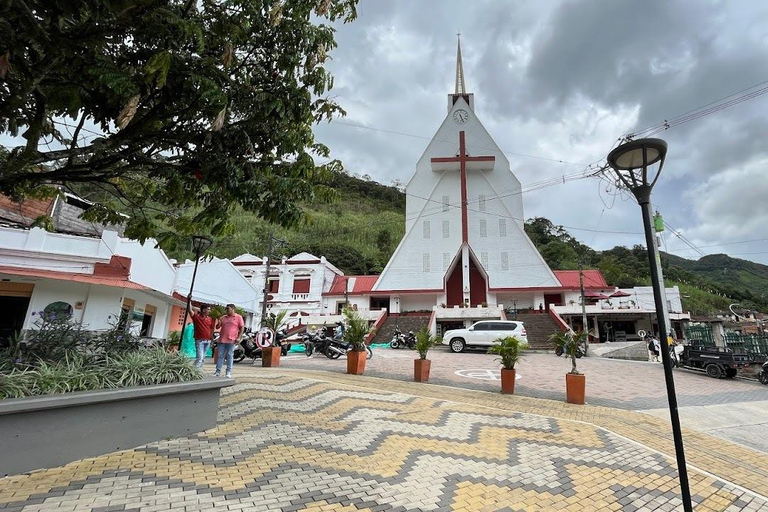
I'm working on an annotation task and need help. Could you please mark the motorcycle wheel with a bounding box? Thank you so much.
[326,349,341,360]
[554,347,564,357]
[281,344,289,356]
[233,347,246,363]
[575,349,583,359]
[305,343,314,357]
[759,372,768,385]
[389,339,399,349]
[366,346,373,360]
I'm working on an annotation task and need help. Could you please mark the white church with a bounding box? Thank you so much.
[240,40,689,345]
[319,40,613,337]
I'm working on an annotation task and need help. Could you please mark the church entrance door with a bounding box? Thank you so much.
[469,259,487,306]
[544,293,563,311]
[446,264,463,307]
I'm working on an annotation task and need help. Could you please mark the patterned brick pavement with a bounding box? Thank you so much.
[1,371,767,511]
[275,348,768,411]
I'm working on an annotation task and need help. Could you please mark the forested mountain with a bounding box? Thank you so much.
[177,172,766,315]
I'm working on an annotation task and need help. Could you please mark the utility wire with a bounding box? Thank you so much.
[627,78,768,139]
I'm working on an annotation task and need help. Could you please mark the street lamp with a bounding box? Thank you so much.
[607,138,692,511]
[181,235,213,348]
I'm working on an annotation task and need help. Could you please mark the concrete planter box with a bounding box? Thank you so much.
[0,378,233,476]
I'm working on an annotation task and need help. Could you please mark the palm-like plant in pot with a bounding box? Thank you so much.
[343,308,371,375]
[261,310,289,367]
[487,336,528,394]
[413,327,441,382]
[548,329,589,404]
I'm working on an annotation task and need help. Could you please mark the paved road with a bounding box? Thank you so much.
[2,372,766,511]
[265,346,767,411]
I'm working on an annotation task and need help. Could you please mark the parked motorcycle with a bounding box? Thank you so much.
[554,341,585,358]
[389,328,415,349]
[759,360,768,385]
[231,327,291,363]
[303,331,372,360]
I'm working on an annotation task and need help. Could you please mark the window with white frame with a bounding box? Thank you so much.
[479,219,487,237]
[501,252,509,271]
[423,220,431,239]
[479,194,487,212]
[443,252,451,270]
[442,195,450,212]
[481,252,488,269]
[442,220,449,238]
[499,218,507,237]
[423,253,431,272]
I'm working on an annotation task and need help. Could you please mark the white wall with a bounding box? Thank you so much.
[176,258,259,312]
[116,239,176,294]
[0,226,114,272]
[23,280,91,329]
[400,294,438,312]
[80,285,124,329]
[123,289,173,338]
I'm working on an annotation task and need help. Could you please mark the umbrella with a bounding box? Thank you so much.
[584,291,610,300]
[610,290,632,298]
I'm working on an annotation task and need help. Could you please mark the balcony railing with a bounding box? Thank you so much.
[290,293,311,301]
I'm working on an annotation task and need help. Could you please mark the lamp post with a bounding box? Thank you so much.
[607,138,692,511]
[181,235,214,348]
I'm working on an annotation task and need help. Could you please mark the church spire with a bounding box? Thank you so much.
[455,32,466,95]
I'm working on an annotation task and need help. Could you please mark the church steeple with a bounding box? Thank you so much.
[455,33,466,95]
[449,34,474,110]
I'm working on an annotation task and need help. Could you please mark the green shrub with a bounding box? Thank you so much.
[342,308,371,352]
[0,349,203,399]
[487,336,528,370]
[413,327,441,360]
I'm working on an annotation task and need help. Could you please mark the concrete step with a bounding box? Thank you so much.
[370,315,431,345]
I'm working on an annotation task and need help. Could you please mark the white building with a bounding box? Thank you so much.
[0,226,182,341]
[231,252,343,327]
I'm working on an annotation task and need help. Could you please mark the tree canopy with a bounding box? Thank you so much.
[0,0,358,248]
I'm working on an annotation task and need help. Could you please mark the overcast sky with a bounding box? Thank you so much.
[314,0,768,265]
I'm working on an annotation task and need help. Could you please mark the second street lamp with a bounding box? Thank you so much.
[181,235,214,349]
[607,138,692,512]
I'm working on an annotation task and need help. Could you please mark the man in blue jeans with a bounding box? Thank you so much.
[191,305,216,368]
[214,304,244,378]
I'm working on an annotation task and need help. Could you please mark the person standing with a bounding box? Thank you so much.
[215,304,244,379]
[191,305,216,369]
[653,336,662,363]
[647,335,659,362]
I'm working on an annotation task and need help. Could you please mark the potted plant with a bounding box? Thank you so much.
[548,329,589,404]
[343,308,371,375]
[487,336,528,394]
[413,327,441,382]
[261,310,288,367]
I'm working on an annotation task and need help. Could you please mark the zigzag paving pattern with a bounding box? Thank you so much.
[1,372,767,511]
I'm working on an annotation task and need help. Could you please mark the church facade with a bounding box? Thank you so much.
[321,40,607,333]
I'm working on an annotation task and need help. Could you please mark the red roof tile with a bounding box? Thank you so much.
[325,275,379,295]
[553,270,608,289]
[0,265,172,296]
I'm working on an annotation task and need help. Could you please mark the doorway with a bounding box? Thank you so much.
[0,296,31,348]
[544,293,563,311]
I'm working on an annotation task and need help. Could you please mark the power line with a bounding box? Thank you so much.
[332,120,589,166]
[627,78,768,139]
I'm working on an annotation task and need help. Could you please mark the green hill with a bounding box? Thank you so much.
[194,173,766,315]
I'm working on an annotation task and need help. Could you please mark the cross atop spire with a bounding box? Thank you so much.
[455,32,466,95]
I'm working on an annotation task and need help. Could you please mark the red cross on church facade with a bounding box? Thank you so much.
[430,131,495,243]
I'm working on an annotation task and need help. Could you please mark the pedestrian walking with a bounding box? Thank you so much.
[647,336,659,362]
[653,337,662,363]
[214,304,244,379]
[191,305,216,369]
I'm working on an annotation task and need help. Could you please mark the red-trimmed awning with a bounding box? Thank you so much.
[584,291,610,299]
[0,265,181,304]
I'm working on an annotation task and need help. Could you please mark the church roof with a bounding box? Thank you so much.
[553,270,608,290]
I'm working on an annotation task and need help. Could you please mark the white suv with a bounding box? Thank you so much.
[442,320,527,353]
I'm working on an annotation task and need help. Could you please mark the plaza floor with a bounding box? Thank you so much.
[1,368,767,511]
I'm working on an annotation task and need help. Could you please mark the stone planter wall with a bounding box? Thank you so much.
[0,378,233,476]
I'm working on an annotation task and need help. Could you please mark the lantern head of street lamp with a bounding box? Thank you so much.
[191,235,213,255]
[607,138,668,204]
